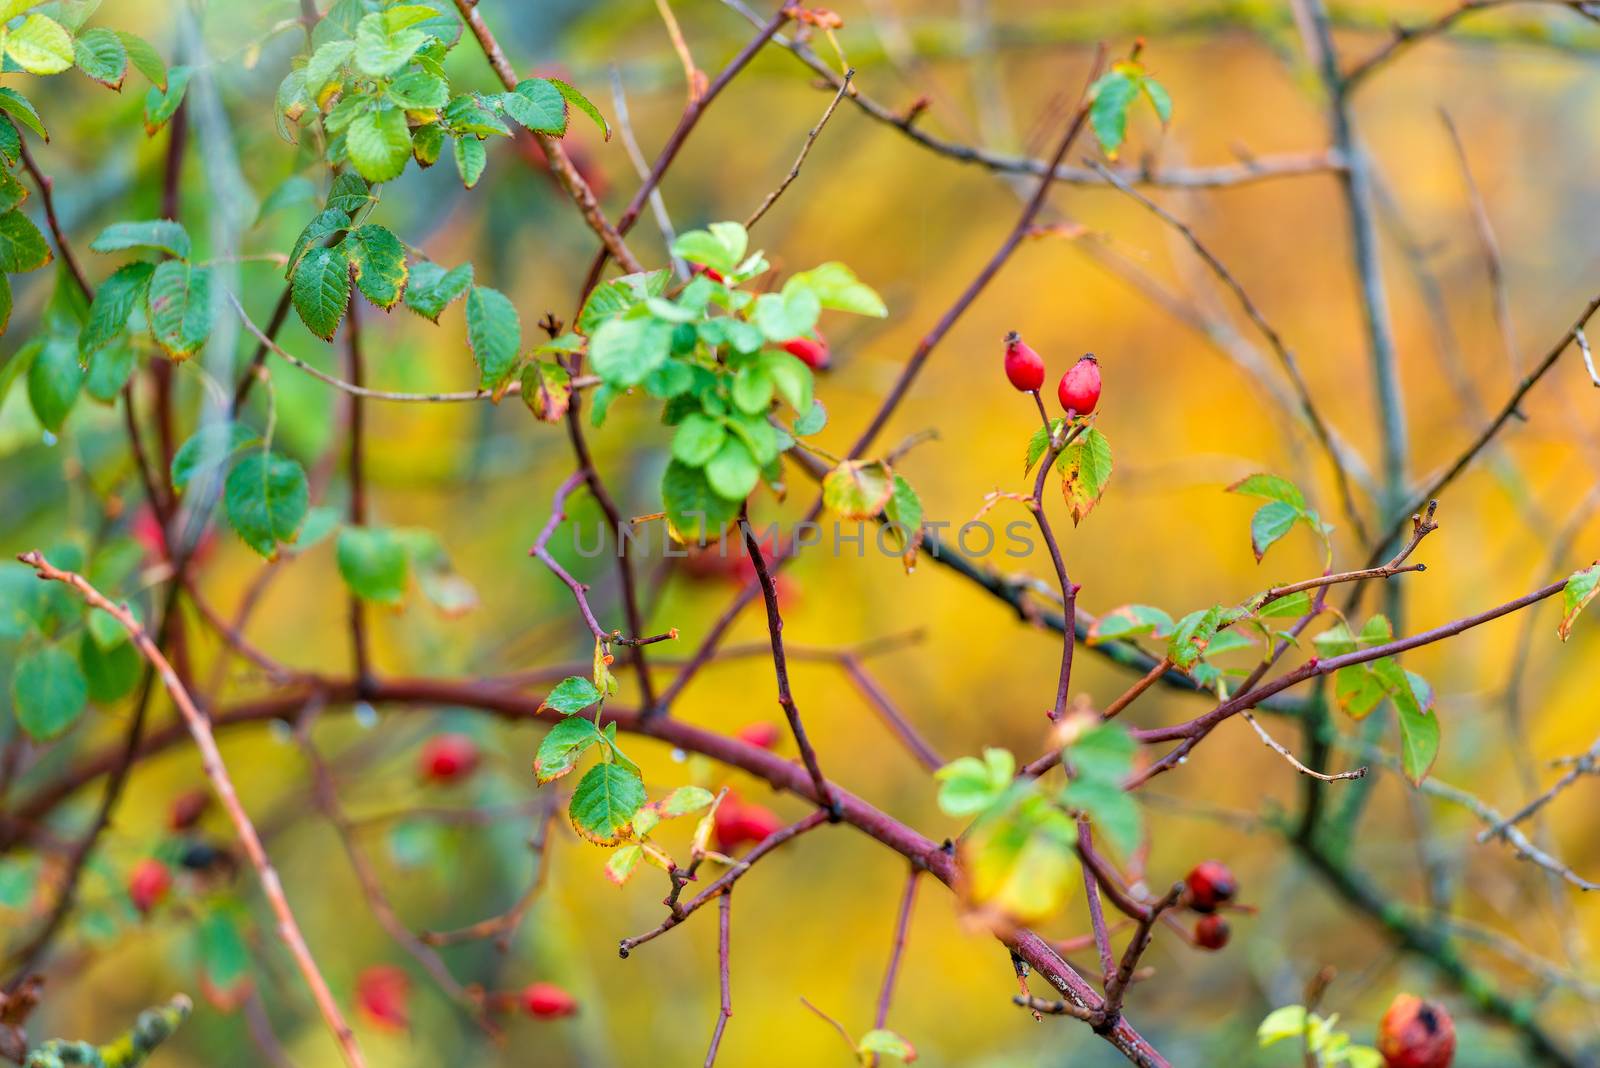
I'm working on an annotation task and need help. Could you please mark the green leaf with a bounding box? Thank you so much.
[1142,76,1173,123]
[73,28,128,90]
[1257,589,1313,619]
[658,785,714,817]
[403,260,472,321]
[288,208,352,272]
[671,225,747,276]
[198,905,251,1001]
[84,337,134,402]
[604,843,643,884]
[1394,679,1440,784]
[292,245,351,340]
[346,107,412,183]
[145,260,213,359]
[705,437,759,500]
[143,66,191,135]
[90,219,191,261]
[411,122,444,165]
[857,1030,916,1064]
[389,70,448,109]
[342,225,407,308]
[662,460,741,544]
[1087,605,1173,644]
[1059,427,1113,525]
[754,282,821,343]
[0,210,50,273]
[353,12,426,76]
[520,360,571,422]
[1088,68,1140,158]
[1249,500,1301,563]
[1257,1006,1310,1047]
[1333,664,1387,719]
[452,133,486,188]
[671,413,726,467]
[465,285,520,389]
[731,362,773,414]
[79,630,139,704]
[0,168,23,215]
[1228,472,1306,510]
[883,474,923,563]
[588,314,670,388]
[171,421,258,492]
[549,78,610,139]
[935,747,1014,816]
[326,172,373,216]
[12,643,88,741]
[762,351,812,414]
[501,78,565,134]
[793,399,826,436]
[568,763,647,845]
[1063,723,1137,784]
[787,261,886,317]
[1559,563,1600,641]
[5,14,74,75]
[336,526,410,604]
[0,87,46,140]
[304,40,354,98]
[1166,604,1244,669]
[80,262,154,360]
[115,30,166,89]
[26,336,81,432]
[1025,418,1065,475]
[823,459,894,520]
[1060,775,1141,854]
[534,715,604,783]
[225,451,310,558]
[541,675,603,715]
[577,269,669,333]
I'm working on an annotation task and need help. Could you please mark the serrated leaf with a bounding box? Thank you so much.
[12,643,88,741]
[883,474,923,565]
[589,314,670,388]
[336,526,409,604]
[1228,472,1306,509]
[659,785,714,817]
[1250,500,1300,563]
[115,30,165,89]
[549,77,609,139]
[388,70,447,109]
[80,262,153,360]
[1059,427,1112,525]
[171,421,258,492]
[501,78,565,134]
[0,87,45,140]
[465,285,520,389]
[604,843,643,884]
[0,210,50,273]
[353,12,425,76]
[292,245,350,340]
[823,459,893,520]
[143,66,191,135]
[73,28,127,90]
[1087,604,1173,644]
[452,133,485,188]
[520,360,571,422]
[225,451,310,558]
[403,260,471,321]
[6,14,74,75]
[1024,418,1065,475]
[1333,664,1387,719]
[786,261,886,317]
[569,762,646,845]
[347,106,412,183]
[90,219,191,260]
[535,716,604,783]
[541,675,603,715]
[661,460,741,544]
[342,224,407,308]
[1559,563,1600,642]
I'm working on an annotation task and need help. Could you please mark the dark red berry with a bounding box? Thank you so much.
[356,966,410,1030]
[127,859,171,915]
[167,788,210,831]
[782,333,830,371]
[419,734,479,785]
[520,982,578,1019]
[1185,860,1238,913]
[735,722,781,750]
[1194,914,1230,950]
[712,794,784,852]
[1379,994,1456,1068]
[1003,331,1045,392]
[1057,354,1101,415]
[734,803,783,843]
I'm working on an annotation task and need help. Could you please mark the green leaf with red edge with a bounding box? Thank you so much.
[1228,472,1306,509]
[465,284,521,389]
[534,715,604,784]
[1249,501,1300,563]
[1558,563,1600,641]
[604,843,643,885]
[1087,604,1173,644]
[1024,418,1065,476]
[823,459,894,520]
[541,676,604,715]
[1333,664,1387,719]
[549,78,610,140]
[568,762,646,845]
[658,785,714,818]
[857,1029,917,1064]
[1059,427,1112,525]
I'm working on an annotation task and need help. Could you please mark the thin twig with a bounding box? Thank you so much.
[703,891,733,1068]
[874,868,920,1030]
[745,69,854,229]
[1241,710,1366,782]
[17,552,366,1068]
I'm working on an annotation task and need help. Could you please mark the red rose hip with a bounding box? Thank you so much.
[1184,860,1237,913]
[1003,331,1045,392]
[1057,354,1101,415]
[782,333,830,371]
[419,733,480,785]
[735,722,782,750]
[1378,994,1455,1068]
[520,982,578,1019]
[356,965,410,1030]
[733,802,783,844]
[1193,914,1230,950]
[127,859,171,915]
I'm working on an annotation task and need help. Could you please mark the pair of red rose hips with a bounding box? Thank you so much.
[1003,332,1101,415]
[1185,860,1238,950]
